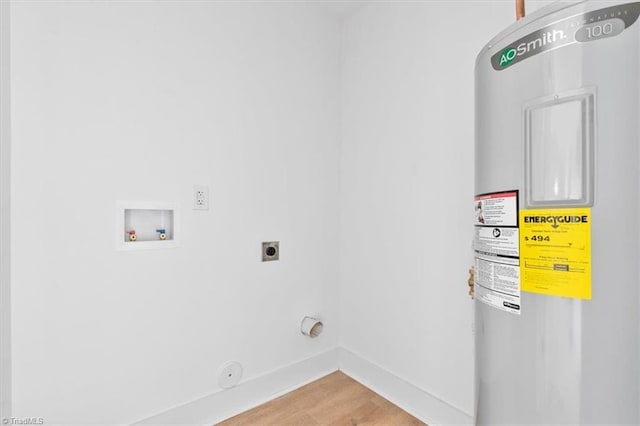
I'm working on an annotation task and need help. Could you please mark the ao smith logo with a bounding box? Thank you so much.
[490,3,640,70]
[524,215,588,229]
[498,29,568,68]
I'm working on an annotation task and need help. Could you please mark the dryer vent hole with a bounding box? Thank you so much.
[310,322,323,337]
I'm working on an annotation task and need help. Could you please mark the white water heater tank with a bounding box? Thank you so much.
[474,1,640,423]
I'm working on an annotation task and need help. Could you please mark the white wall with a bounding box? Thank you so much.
[6,0,563,423]
[0,0,11,421]
[338,1,550,417]
[10,2,340,424]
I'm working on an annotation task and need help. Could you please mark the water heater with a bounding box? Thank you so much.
[474,1,639,423]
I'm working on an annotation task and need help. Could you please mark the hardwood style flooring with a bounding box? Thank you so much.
[218,371,427,426]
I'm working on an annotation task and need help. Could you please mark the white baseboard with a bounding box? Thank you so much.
[338,347,474,426]
[132,347,473,426]
[132,348,339,425]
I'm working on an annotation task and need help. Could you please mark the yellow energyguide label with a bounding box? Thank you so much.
[519,208,591,299]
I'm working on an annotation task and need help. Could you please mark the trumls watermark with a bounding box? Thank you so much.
[1,418,44,425]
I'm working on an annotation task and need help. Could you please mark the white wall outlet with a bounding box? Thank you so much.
[193,185,209,210]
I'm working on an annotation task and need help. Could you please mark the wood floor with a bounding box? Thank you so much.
[218,371,427,426]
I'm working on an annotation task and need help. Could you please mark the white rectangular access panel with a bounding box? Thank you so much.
[525,89,595,206]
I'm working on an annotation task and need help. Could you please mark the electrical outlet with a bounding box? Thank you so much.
[193,185,209,210]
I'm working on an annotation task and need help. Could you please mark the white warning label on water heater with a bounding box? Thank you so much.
[473,191,521,315]
[474,191,518,227]
[475,255,521,314]
[474,226,519,258]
